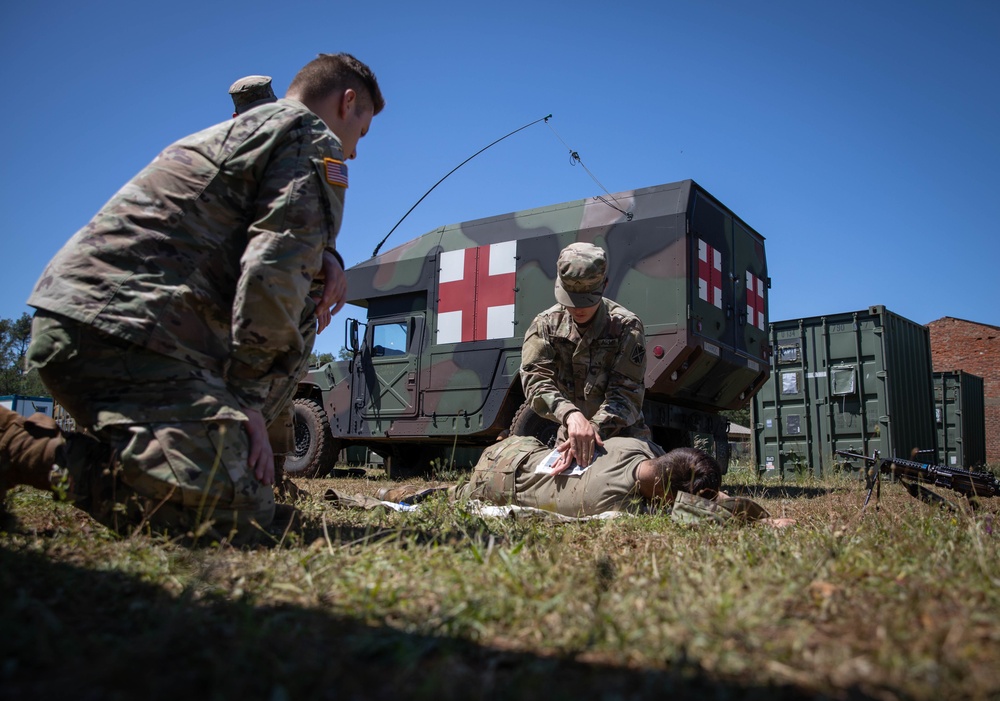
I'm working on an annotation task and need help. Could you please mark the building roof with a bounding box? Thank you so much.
[926,316,1000,332]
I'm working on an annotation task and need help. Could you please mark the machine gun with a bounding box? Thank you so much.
[835,450,999,511]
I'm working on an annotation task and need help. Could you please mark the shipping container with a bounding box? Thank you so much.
[0,394,54,418]
[752,305,937,478]
[934,370,986,468]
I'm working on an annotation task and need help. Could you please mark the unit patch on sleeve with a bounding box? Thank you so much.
[630,344,646,366]
[324,158,349,188]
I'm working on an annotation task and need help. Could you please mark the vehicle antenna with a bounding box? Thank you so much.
[545,121,632,221]
[371,114,553,258]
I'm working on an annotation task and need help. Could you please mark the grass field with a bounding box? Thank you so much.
[2,462,998,701]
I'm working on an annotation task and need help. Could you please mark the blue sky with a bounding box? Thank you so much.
[2,1,998,357]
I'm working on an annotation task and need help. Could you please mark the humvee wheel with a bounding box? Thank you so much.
[510,400,559,448]
[286,398,337,478]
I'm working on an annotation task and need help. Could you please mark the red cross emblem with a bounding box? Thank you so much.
[698,239,723,309]
[437,241,517,344]
[746,270,765,330]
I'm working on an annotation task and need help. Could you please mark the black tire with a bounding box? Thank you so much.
[286,398,336,478]
[509,400,559,448]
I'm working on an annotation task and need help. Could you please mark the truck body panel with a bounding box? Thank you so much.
[296,180,770,475]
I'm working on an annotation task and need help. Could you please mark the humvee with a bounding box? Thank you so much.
[289,179,770,478]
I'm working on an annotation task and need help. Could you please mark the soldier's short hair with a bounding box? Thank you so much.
[287,53,385,115]
[649,447,722,500]
[228,75,277,114]
[554,242,608,308]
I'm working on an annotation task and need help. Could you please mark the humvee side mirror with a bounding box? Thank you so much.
[347,318,360,354]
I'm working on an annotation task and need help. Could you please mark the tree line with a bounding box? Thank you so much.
[0,313,47,397]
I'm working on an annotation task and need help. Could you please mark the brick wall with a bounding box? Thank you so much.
[927,317,1000,464]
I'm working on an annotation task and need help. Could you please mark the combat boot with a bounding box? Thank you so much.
[0,407,66,501]
[0,405,119,522]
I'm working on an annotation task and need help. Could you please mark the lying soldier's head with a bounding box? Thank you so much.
[638,446,722,503]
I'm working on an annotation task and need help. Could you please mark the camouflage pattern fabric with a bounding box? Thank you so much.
[27,98,345,411]
[26,314,277,535]
[554,242,607,308]
[229,75,276,114]
[22,98,346,537]
[521,298,650,442]
[459,435,544,505]
[457,435,662,517]
[671,492,771,525]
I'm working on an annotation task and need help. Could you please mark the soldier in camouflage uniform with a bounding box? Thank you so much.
[1,53,384,542]
[521,242,650,474]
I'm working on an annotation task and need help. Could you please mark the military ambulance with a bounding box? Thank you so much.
[290,179,770,477]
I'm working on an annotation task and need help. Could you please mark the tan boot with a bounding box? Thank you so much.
[0,408,66,499]
[0,406,116,518]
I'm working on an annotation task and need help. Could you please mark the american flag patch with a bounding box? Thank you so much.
[324,158,348,187]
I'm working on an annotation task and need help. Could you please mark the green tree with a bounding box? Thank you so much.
[0,313,43,396]
[721,407,751,429]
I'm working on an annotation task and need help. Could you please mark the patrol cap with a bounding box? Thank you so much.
[554,242,608,308]
[670,491,771,525]
[229,75,277,114]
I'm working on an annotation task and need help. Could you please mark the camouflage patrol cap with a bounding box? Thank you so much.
[554,243,608,308]
[229,75,277,114]
[671,491,771,525]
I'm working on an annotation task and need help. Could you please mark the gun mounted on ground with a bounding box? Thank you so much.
[836,449,999,512]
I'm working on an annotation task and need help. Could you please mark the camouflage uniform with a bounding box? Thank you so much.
[521,243,650,443]
[228,74,298,498]
[23,98,347,536]
[458,434,664,517]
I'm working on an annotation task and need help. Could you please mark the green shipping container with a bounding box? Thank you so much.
[752,305,937,478]
[933,370,986,468]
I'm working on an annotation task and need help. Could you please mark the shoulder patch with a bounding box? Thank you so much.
[324,158,349,188]
[630,344,646,366]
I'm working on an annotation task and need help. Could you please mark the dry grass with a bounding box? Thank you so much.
[2,464,998,701]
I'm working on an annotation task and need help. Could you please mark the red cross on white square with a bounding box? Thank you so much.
[437,241,517,344]
[746,270,766,330]
[698,239,723,309]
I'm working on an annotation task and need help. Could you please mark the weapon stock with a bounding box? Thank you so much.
[835,449,999,511]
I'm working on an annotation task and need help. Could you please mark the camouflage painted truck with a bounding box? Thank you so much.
[288,179,771,478]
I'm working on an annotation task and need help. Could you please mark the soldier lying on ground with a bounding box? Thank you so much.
[360,438,793,526]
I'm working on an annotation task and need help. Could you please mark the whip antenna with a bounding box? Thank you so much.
[371,114,553,258]
[545,121,632,221]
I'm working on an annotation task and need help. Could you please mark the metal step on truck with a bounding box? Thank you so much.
[289,179,771,478]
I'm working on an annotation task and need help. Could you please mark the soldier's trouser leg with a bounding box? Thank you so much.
[262,309,315,499]
[26,312,275,539]
[266,403,297,501]
[100,420,275,537]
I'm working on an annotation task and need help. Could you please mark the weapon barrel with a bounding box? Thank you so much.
[834,450,998,498]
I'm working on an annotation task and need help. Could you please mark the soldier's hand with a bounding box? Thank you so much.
[551,439,574,474]
[316,250,347,334]
[565,411,604,467]
[244,407,275,485]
